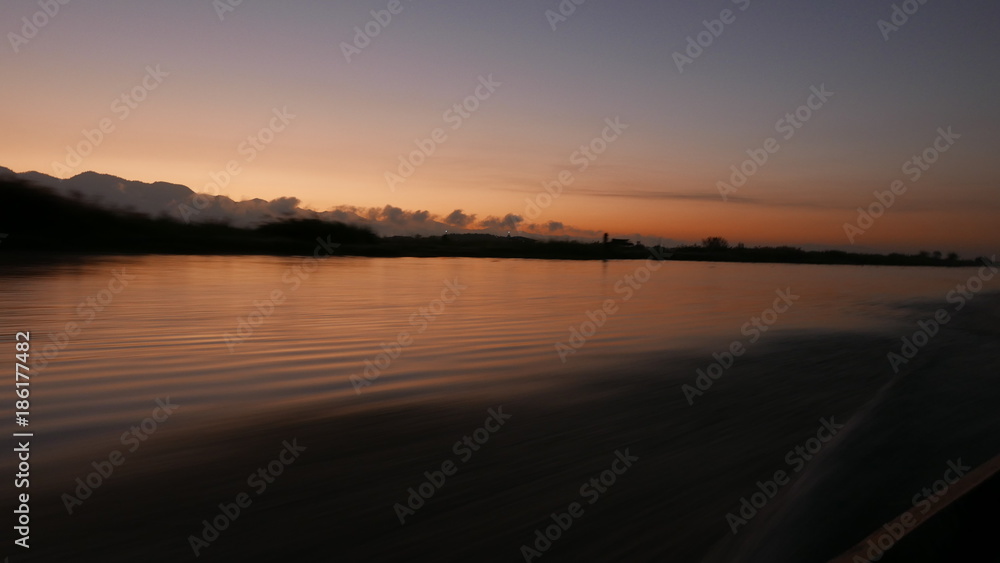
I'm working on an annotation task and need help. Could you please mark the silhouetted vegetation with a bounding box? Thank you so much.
[670,238,977,267]
[701,236,730,250]
[0,178,376,255]
[255,218,379,244]
[0,179,982,267]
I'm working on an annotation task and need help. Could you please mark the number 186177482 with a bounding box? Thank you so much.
[15,332,30,427]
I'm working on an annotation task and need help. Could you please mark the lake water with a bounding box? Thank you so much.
[0,255,981,458]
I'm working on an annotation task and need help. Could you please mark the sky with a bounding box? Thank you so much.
[2,0,998,255]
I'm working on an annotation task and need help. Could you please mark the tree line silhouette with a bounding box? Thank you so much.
[0,178,982,266]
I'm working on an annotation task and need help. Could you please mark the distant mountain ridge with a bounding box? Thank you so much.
[0,166,609,240]
[0,166,331,229]
[0,166,488,236]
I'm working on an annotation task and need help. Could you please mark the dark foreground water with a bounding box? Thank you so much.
[1,255,998,561]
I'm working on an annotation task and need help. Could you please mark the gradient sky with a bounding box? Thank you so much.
[3,0,998,255]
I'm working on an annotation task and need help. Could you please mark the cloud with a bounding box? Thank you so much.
[444,209,476,227]
[519,221,604,240]
[268,196,300,215]
[379,205,407,224]
[480,213,523,231]
[490,184,837,208]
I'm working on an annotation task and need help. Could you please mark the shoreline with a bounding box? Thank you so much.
[0,247,989,269]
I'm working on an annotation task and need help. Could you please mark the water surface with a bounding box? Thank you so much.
[0,255,980,456]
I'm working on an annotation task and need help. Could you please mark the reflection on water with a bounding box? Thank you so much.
[0,255,978,454]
